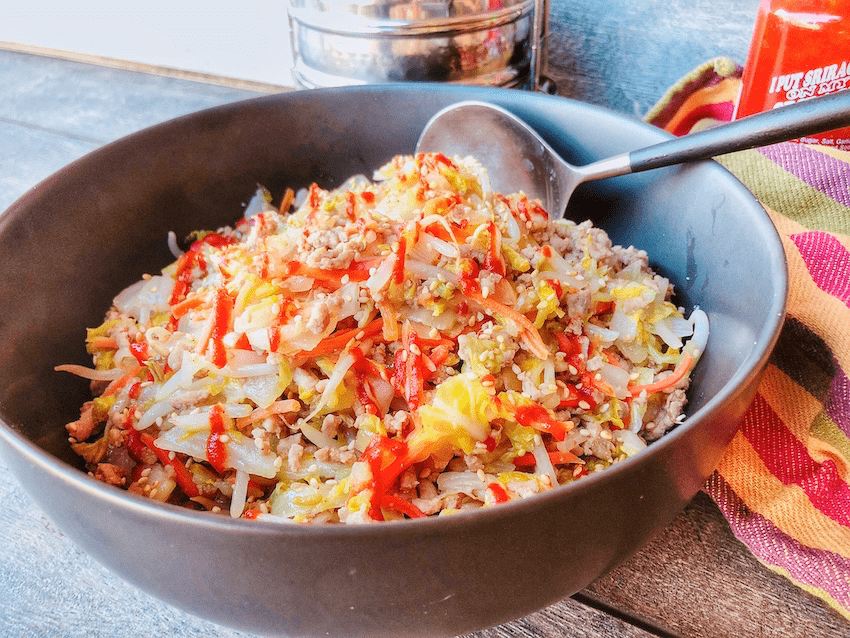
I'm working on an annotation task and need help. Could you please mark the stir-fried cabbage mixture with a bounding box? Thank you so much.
[59,153,708,523]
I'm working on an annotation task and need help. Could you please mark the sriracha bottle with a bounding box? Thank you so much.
[735,0,850,150]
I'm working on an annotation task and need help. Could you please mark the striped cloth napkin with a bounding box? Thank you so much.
[647,58,850,622]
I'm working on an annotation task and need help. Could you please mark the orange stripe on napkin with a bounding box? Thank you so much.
[718,431,850,558]
[759,366,850,481]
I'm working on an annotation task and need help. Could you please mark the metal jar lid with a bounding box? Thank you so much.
[288,0,546,90]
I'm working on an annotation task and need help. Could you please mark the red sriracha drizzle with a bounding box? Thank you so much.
[390,326,425,410]
[392,235,408,286]
[488,482,510,504]
[206,404,229,475]
[136,431,200,498]
[514,404,570,441]
[483,222,505,276]
[169,232,235,308]
[209,287,233,368]
[359,436,425,521]
[351,347,384,416]
[458,258,480,296]
[129,341,149,365]
[345,191,357,221]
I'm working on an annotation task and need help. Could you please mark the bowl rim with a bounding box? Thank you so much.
[0,84,788,538]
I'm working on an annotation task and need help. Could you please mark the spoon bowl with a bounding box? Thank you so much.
[416,91,850,217]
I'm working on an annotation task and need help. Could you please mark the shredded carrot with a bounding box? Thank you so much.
[170,295,205,320]
[298,317,384,358]
[548,450,584,465]
[469,291,550,360]
[235,399,301,428]
[88,336,118,350]
[139,432,200,498]
[101,364,143,397]
[629,353,694,396]
[279,187,295,212]
[380,493,426,519]
[280,260,378,288]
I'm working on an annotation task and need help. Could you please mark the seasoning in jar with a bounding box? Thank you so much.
[735,0,850,150]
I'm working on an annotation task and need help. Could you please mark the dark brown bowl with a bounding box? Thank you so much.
[0,85,786,637]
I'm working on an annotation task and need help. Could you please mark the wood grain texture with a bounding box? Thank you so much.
[588,492,849,638]
[545,0,760,117]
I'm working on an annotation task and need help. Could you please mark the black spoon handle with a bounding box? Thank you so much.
[629,89,850,172]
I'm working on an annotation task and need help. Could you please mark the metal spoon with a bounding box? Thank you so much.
[416,90,850,217]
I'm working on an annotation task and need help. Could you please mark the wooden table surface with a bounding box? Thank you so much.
[1,4,849,635]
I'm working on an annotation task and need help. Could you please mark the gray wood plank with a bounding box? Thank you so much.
[0,462,254,638]
[587,492,849,638]
[0,48,266,148]
[546,0,760,117]
[0,120,99,211]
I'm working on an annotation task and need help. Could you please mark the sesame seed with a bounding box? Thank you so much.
[579,428,590,436]
[149,488,158,499]
[600,430,613,440]
[428,328,439,339]
[409,344,421,356]
[568,365,578,375]
[341,274,350,284]
[212,506,222,513]
[578,400,591,410]
[573,466,583,477]
[355,330,366,340]
[401,350,409,362]
[219,434,231,443]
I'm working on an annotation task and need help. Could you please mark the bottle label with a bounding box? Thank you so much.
[769,61,850,105]
[736,2,850,150]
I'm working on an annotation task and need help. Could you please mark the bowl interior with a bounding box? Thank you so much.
[0,85,783,464]
[0,85,786,637]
